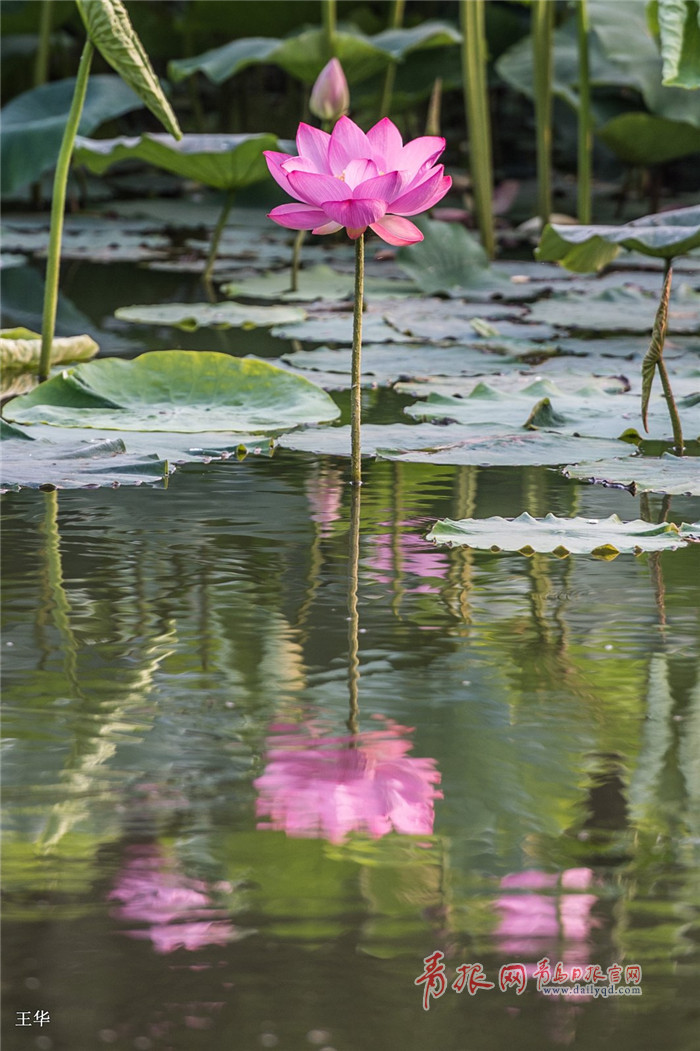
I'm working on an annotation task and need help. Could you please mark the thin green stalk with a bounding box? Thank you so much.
[39,39,94,382]
[290,229,306,292]
[460,0,495,259]
[35,0,53,87]
[379,0,405,118]
[346,482,361,734]
[657,353,684,455]
[321,0,337,62]
[532,0,554,229]
[576,0,592,223]
[350,233,365,485]
[202,189,235,288]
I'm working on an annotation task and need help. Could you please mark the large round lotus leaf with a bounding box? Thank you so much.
[376,432,637,467]
[3,351,340,433]
[527,285,700,333]
[426,512,699,559]
[74,133,279,191]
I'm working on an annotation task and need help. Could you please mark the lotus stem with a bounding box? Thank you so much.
[576,0,592,223]
[379,0,405,119]
[203,189,235,288]
[321,0,337,62]
[642,260,684,455]
[39,38,94,382]
[290,229,306,292]
[350,232,365,485]
[346,482,361,733]
[460,0,495,259]
[532,0,554,230]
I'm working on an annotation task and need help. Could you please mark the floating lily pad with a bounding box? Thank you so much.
[402,384,695,442]
[271,311,414,345]
[3,351,339,433]
[115,301,306,331]
[75,133,279,192]
[280,343,517,389]
[278,423,635,467]
[383,298,529,341]
[221,264,416,303]
[563,454,700,496]
[0,432,172,491]
[426,512,700,558]
[1,420,273,484]
[527,285,700,333]
[377,432,637,467]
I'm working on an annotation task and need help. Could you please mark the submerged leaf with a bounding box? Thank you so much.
[3,351,339,433]
[426,512,699,558]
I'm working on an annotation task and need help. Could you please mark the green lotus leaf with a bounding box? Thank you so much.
[74,132,279,191]
[597,113,700,166]
[527,284,700,332]
[0,432,172,491]
[115,301,306,331]
[278,424,634,467]
[563,452,700,495]
[168,21,461,87]
[76,0,181,139]
[402,383,698,441]
[537,205,700,272]
[426,512,699,558]
[656,0,700,88]
[3,350,340,433]
[377,432,637,467]
[280,342,519,390]
[221,264,416,303]
[1,329,98,372]
[396,218,515,299]
[0,419,273,489]
[0,75,146,196]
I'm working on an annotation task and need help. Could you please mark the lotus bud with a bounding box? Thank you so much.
[309,58,350,123]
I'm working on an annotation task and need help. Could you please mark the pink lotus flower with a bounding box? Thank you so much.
[254,718,442,843]
[309,58,350,123]
[265,115,451,246]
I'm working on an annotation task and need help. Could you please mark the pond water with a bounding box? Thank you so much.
[3,261,700,1051]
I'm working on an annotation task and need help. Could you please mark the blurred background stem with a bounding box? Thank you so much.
[379,0,406,118]
[532,0,554,229]
[460,0,495,258]
[576,0,592,223]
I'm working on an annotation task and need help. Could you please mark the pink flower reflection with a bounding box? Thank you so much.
[368,525,449,594]
[495,868,597,972]
[254,718,442,843]
[109,845,234,953]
